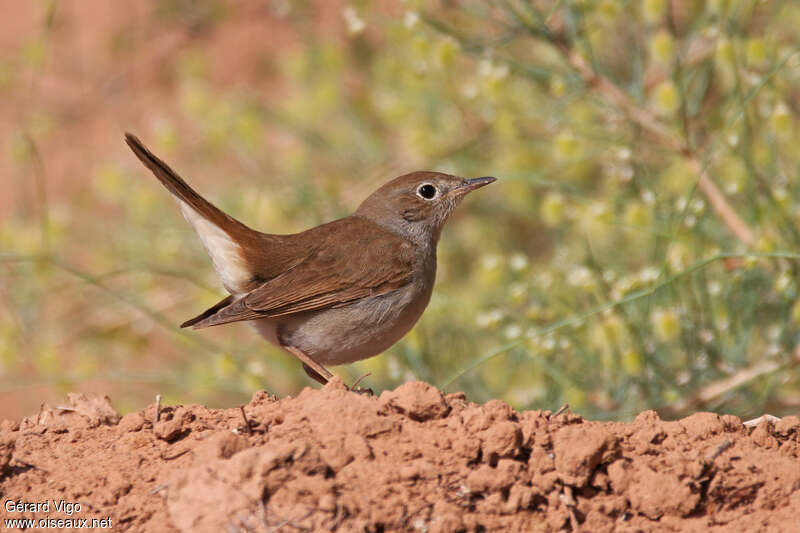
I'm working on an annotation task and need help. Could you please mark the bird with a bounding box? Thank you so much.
[125,133,496,386]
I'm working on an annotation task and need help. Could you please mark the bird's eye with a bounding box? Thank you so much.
[417,183,437,200]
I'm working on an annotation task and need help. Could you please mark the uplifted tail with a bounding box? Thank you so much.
[125,133,255,294]
[125,133,247,232]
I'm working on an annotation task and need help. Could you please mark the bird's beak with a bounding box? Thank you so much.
[455,176,497,195]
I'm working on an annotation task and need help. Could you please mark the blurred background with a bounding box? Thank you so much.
[2,0,799,421]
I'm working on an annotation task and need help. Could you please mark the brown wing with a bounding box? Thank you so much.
[188,218,417,328]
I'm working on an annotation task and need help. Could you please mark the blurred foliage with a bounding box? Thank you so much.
[2,0,800,419]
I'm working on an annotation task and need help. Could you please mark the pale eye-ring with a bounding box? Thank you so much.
[417,183,438,200]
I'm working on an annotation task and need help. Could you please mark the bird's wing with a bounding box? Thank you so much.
[188,219,417,328]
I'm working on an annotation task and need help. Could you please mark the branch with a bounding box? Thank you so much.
[553,38,755,246]
[662,357,786,416]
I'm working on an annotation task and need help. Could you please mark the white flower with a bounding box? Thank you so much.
[699,329,714,344]
[342,6,366,35]
[476,309,503,328]
[504,324,522,340]
[509,253,529,271]
[478,60,509,80]
[510,283,526,301]
[567,265,593,288]
[247,359,266,375]
[461,84,478,100]
[639,267,660,284]
[690,199,705,213]
[481,254,501,271]
[404,10,419,29]
[775,272,792,293]
[542,335,556,350]
[725,182,740,195]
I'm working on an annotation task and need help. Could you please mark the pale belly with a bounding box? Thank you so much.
[251,280,432,366]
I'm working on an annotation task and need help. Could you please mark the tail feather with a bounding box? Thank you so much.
[125,133,255,294]
[124,133,245,232]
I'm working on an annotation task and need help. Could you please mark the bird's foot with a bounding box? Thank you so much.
[348,373,373,396]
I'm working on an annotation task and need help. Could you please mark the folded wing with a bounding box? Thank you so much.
[186,218,416,328]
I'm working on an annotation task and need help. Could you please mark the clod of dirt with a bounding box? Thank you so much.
[14,392,121,435]
[379,380,450,421]
[554,423,619,487]
[154,407,194,442]
[0,432,14,477]
[2,382,800,532]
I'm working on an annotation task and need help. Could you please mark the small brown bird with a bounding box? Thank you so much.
[125,133,495,385]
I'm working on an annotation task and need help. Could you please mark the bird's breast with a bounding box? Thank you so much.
[253,274,432,366]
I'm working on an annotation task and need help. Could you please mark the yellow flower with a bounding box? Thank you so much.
[653,80,679,114]
[602,314,626,344]
[624,202,651,228]
[565,388,587,409]
[652,309,681,342]
[541,192,566,226]
[549,76,566,97]
[666,243,690,271]
[215,354,237,379]
[93,163,125,201]
[715,38,735,67]
[708,0,730,14]
[598,0,620,21]
[650,31,675,65]
[643,0,666,23]
[746,38,768,68]
[435,37,459,69]
[771,103,793,139]
[716,156,747,195]
[622,350,644,375]
[555,131,580,160]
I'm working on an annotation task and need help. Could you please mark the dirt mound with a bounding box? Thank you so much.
[2,380,800,532]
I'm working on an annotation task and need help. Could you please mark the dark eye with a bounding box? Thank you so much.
[417,183,437,200]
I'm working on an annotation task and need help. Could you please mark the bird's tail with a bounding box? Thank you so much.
[125,133,255,294]
[125,133,249,232]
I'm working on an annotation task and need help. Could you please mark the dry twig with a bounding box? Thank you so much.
[665,359,783,414]
[743,414,781,428]
[154,394,162,424]
[552,403,570,418]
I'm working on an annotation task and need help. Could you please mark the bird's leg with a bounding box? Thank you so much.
[283,345,333,385]
[282,345,372,394]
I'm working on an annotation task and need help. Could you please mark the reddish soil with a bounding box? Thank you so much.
[2,380,800,532]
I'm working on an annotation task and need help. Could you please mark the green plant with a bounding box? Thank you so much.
[2,0,798,419]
